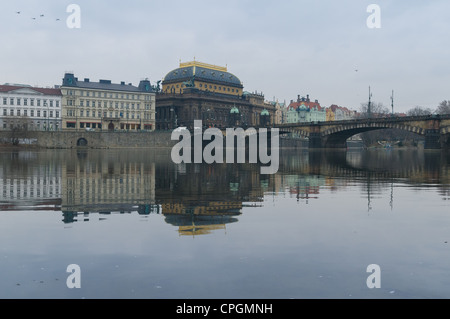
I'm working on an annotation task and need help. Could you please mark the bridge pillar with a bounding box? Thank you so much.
[424,129,441,149]
[442,134,450,150]
[309,133,323,148]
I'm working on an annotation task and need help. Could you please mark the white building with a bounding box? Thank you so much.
[0,152,61,211]
[0,84,62,131]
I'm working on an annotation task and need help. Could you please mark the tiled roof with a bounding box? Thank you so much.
[67,80,143,92]
[163,66,243,88]
[61,73,154,93]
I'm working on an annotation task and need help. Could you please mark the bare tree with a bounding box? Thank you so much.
[407,106,432,116]
[436,100,450,114]
[9,116,33,146]
[358,102,389,118]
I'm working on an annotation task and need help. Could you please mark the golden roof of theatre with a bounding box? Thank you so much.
[163,61,243,88]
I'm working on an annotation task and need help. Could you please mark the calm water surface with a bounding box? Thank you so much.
[0,147,449,299]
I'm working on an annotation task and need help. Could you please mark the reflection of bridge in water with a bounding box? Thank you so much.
[1,148,448,232]
[277,149,450,184]
[275,149,450,210]
[274,114,450,149]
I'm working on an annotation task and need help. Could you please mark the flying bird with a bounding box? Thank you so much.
[16,11,21,14]
[40,14,44,17]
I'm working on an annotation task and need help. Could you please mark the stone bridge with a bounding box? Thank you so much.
[274,114,450,149]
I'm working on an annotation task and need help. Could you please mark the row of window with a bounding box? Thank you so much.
[2,109,59,118]
[65,99,153,110]
[1,179,60,186]
[66,90,152,101]
[2,189,59,199]
[2,122,59,130]
[165,84,239,93]
[66,122,147,130]
[67,109,145,120]
[2,97,60,107]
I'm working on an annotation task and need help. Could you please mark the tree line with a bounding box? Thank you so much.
[358,100,450,118]
[356,100,450,147]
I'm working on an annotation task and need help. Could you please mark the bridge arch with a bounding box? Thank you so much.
[321,123,426,148]
[322,122,426,137]
[280,128,310,138]
[77,138,88,147]
[276,114,450,149]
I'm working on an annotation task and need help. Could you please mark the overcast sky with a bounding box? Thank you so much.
[1,0,449,112]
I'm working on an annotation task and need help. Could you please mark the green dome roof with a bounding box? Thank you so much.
[163,62,243,88]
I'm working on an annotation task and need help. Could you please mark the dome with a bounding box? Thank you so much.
[163,61,243,88]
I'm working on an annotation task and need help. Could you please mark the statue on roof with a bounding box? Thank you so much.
[183,75,196,88]
[152,80,161,93]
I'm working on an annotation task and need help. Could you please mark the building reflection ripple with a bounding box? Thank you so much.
[0,148,449,235]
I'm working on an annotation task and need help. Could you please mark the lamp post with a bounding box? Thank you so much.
[261,109,270,127]
[230,105,239,127]
[170,107,177,129]
[391,90,394,117]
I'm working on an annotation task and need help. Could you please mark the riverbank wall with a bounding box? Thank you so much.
[0,131,308,149]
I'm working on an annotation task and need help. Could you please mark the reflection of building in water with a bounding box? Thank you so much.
[162,201,242,236]
[161,201,242,215]
[0,151,61,211]
[271,174,326,202]
[155,161,265,236]
[62,206,161,224]
[276,149,450,209]
[61,150,155,214]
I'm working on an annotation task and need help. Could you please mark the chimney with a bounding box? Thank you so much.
[84,78,89,82]
[297,95,300,102]
[307,94,310,102]
[121,81,125,85]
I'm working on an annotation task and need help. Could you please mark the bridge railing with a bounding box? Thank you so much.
[273,113,450,128]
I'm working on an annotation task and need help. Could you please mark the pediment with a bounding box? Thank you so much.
[9,88,44,95]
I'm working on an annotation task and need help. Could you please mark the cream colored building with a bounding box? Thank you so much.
[61,73,155,131]
[61,151,155,213]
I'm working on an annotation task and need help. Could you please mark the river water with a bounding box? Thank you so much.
[0,147,449,299]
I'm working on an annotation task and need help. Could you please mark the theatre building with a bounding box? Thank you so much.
[61,73,156,131]
[156,61,275,130]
